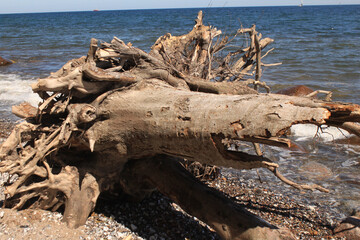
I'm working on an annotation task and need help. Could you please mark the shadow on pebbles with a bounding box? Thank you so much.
[0,120,353,240]
[0,174,345,240]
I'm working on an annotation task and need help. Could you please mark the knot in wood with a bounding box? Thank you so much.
[78,105,97,123]
[67,104,97,125]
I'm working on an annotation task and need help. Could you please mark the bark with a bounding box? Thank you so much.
[1,11,360,239]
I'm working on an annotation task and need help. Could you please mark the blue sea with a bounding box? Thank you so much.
[0,5,359,218]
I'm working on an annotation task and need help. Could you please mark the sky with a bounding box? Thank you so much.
[1,0,359,14]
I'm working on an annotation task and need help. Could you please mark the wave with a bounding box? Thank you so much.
[290,124,351,142]
[0,73,41,109]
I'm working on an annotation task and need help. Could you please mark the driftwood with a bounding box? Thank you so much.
[1,11,360,239]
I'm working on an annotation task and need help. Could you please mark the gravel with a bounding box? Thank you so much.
[0,120,348,239]
[0,170,345,240]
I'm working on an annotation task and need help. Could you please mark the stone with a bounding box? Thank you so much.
[334,211,360,240]
[276,85,314,97]
[130,223,137,231]
[336,174,360,186]
[335,135,360,146]
[300,162,333,181]
[0,56,13,66]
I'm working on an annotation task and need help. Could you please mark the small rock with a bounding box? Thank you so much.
[300,162,333,180]
[130,223,137,231]
[307,205,316,212]
[116,232,126,238]
[336,173,360,186]
[276,85,314,97]
[0,211,4,218]
[149,235,157,240]
[334,211,360,240]
[0,56,13,66]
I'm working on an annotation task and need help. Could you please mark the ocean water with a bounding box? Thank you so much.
[0,5,359,217]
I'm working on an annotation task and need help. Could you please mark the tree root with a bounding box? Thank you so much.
[1,11,360,240]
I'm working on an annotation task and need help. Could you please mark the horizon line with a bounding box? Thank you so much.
[1,4,359,15]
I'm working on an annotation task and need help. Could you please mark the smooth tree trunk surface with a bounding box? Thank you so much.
[1,11,360,240]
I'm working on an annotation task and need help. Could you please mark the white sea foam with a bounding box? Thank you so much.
[0,73,41,108]
[290,124,351,142]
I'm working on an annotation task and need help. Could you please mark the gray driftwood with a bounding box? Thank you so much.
[1,11,360,240]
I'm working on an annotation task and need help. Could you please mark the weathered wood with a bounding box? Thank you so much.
[84,80,358,167]
[120,155,295,240]
[1,11,360,240]
[11,102,37,119]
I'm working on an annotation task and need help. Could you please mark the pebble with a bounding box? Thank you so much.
[130,224,137,231]
[0,128,348,240]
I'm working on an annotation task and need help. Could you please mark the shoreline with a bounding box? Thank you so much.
[0,119,15,142]
[0,120,352,239]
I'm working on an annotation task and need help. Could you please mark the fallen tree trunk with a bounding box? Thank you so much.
[1,11,360,239]
[119,155,294,240]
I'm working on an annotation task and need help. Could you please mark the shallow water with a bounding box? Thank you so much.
[226,124,360,219]
[0,5,359,217]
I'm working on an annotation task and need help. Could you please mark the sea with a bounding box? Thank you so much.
[0,5,359,219]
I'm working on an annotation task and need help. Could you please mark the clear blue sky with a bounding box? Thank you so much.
[1,0,359,14]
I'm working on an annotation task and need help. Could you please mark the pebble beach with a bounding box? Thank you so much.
[1,5,359,239]
[0,120,354,240]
